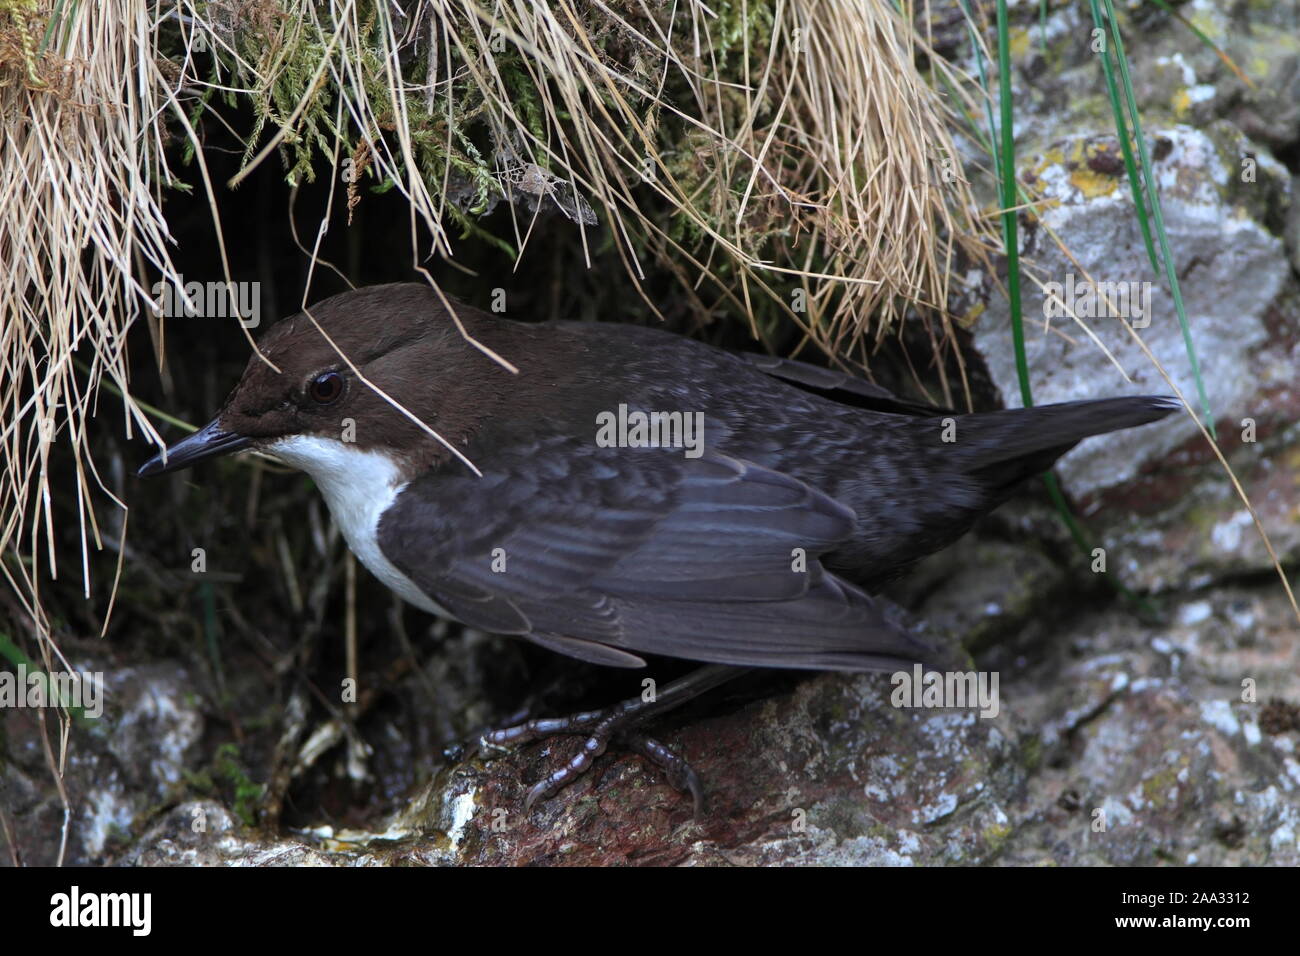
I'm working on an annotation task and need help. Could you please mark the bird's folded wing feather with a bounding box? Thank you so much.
[737,352,950,417]
[377,438,936,670]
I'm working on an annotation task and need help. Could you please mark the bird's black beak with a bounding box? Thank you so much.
[136,419,253,477]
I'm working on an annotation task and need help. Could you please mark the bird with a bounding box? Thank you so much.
[138,282,1180,812]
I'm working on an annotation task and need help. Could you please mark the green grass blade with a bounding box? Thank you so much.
[0,630,90,721]
[995,1,1031,408]
[1097,0,1217,439]
[958,0,1002,176]
[1145,0,1254,87]
[1087,0,1161,274]
[964,1,1159,616]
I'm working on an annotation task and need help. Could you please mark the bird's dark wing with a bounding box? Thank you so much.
[377,437,937,671]
[736,352,950,417]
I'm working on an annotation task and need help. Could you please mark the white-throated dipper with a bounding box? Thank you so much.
[138,282,1179,812]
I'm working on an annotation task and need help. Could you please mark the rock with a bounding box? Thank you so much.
[975,124,1290,497]
[936,0,1300,154]
[885,532,1070,653]
[104,577,1300,867]
[1288,174,1300,273]
[1007,585,1300,866]
[966,121,1299,588]
[123,801,343,866]
[0,655,204,865]
[933,0,1300,588]
[115,671,1026,867]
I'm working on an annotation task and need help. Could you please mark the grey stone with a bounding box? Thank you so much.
[974,124,1289,498]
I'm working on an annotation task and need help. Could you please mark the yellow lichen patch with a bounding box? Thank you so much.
[1173,88,1192,119]
[1282,445,1300,478]
[1032,146,1066,175]
[1140,761,1188,808]
[1188,10,1224,41]
[1009,26,1031,59]
[1066,140,1123,199]
[982,821,1013,853]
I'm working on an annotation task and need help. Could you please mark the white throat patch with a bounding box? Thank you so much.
[266,435,446,616]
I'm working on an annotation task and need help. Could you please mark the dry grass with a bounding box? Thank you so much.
[0,0,186,863]
[0,0,989,857]
[212,0,992,359]
[1,0,985,624]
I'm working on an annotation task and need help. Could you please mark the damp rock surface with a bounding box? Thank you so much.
[95,571,1300,867]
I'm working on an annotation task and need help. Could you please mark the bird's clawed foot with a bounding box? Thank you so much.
[480,700,705,816]
[467,666,744,817]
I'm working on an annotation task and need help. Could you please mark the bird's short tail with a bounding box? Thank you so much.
[954,395,1180,492]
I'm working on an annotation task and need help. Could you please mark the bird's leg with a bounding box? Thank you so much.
[621,731,705,816]
[479,664,746,813]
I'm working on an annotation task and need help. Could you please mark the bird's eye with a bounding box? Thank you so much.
[308,371,345,405]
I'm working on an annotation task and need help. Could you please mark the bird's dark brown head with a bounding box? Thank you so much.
[137,283,516,479]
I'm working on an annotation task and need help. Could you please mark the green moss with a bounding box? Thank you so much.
[0,0,51,84]
[982,821,1013,854]
[1019,733,1043,771]
[207,742,266,826]
[1140,760,1187,809]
